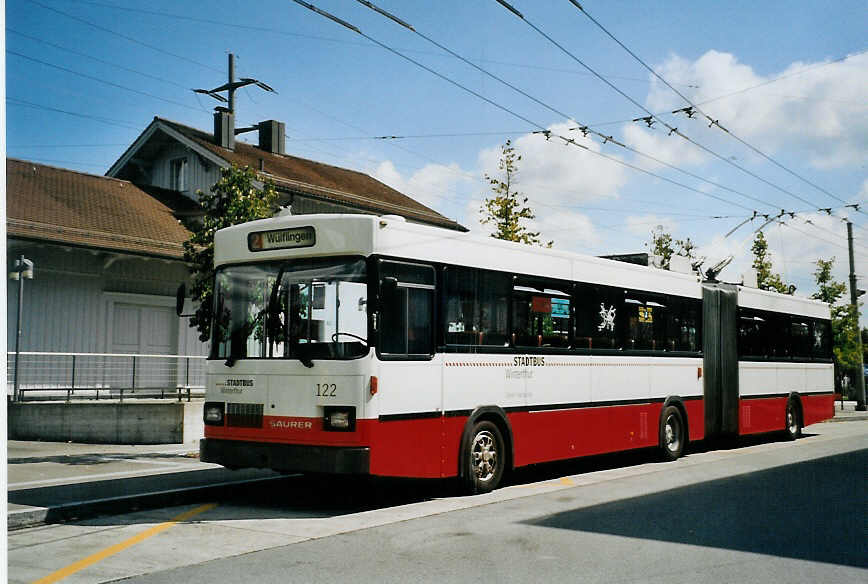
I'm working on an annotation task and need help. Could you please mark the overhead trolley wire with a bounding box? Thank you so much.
[494,0,833,212]
[27,0,223,74]
[290,0,757,214]
[7,50,205,113]
[7,28,196,92]
[354,0,777,214]
[6,97,141,130]
[569,0,854,207]
[694,48,868,109]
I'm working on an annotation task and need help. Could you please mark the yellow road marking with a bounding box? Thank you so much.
[559,477,575,486]
[32,503,218,584]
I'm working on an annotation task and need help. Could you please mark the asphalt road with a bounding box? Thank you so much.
[8,422,868,584]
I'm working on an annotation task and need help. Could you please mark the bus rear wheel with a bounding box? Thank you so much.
[784,399,802,441]
[659,405,685,461]
[462,420,505,495]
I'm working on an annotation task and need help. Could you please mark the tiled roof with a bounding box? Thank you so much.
[156,118,466,232]
[7,158,191,259]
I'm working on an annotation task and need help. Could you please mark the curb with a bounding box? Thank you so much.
[7,475,287,531]
[827,414,868,422]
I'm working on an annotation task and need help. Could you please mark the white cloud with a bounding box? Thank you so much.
[531,211,602,251]
[476,121,629,248]
[369,159,475,225]
[477,121,629,208]
[648,50,868,169]
[622,123,708,169]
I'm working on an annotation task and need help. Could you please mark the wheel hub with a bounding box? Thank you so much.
[471,430,498,481]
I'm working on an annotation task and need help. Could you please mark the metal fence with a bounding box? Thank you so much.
[7,352,207,402]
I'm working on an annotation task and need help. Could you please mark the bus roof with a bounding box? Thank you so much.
[214,213,830,318]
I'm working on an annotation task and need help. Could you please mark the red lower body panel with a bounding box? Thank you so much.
[802,393,835,427]
[508,403,664,467]
[739,397,786,435]
[739,393,835,435]
[207,399,710,479]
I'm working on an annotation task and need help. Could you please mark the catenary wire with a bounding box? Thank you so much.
[355,0,777,213]
[290,0,757,213]
[570,1,853,206]
[26,0,223,73]
[7,50,205,113]
[494,0,834,211]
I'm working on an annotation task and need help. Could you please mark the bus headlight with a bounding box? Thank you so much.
[323,406,355,432]
[204,402,225,425]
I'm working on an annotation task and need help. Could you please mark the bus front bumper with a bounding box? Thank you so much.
[200,438,370,474]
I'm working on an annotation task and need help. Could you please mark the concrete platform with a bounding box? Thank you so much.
[7,440,279,530]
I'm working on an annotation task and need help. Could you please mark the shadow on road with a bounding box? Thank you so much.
[524,448,868,568]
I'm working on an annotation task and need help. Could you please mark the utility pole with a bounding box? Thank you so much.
[193,53,276,114]
[846,221,867,411]
[227,53,235,114]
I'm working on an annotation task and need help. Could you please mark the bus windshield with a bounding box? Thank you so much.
[211,257,368,363]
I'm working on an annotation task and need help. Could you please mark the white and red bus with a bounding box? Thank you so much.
[198,213,835,493]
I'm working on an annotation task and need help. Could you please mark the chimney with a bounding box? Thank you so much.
[214,111,235,150]
[258,120,285,155]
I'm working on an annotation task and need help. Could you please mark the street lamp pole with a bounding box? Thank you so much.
[10,255,34,402]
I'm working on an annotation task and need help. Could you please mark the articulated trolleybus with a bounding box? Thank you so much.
[200,213,834,493]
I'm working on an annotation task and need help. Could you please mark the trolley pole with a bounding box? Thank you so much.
[846,222,867,411]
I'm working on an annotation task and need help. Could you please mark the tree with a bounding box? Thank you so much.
[812,258,859,394]
[649,225,674,268]
[480,139,552,247]
[674,237,698,261]
[184,165,278,341]
[811,258,847,304]
[751,231,795,294]
[649,226,697,269]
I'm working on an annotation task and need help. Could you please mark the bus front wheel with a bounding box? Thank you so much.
[784,399,802,441]
[659,405,685,461]
[462,420,505,495]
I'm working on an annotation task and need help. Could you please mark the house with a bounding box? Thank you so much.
[6,158,204,358]
[106,116,465,231]
[7,115,463,396]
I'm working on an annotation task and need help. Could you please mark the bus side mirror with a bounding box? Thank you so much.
[176,284,187,317]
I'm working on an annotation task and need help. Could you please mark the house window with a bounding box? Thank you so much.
[170,157,187,191]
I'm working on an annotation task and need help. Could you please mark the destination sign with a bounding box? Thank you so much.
[248,226,316,251]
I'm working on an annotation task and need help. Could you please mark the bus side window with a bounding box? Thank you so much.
[624,292,666,351]
[811,319,832,360]
[445,267,478,346]
[444,268,510,347]
[574,284,620,350]
[666,297,701,352]
[511,277,570,348]
[737,308,768,359]
[379,260,435,358]
[790,317,811,359]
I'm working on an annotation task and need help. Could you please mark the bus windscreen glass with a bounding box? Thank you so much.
[211,257,368,362]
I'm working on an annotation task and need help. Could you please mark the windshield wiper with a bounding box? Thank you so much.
[266,265,287,351]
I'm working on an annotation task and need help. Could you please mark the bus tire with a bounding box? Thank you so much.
[784,398,802,441]
[462,420,505,495]
[659,405,685,461]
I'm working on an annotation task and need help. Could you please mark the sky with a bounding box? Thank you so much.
[6,0,868,314]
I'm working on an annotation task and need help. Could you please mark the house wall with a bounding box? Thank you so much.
[6,240,208,357]
[148,142,222,200]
